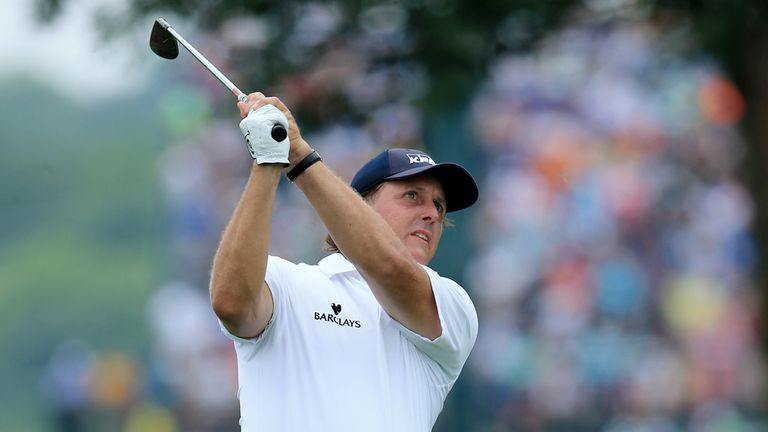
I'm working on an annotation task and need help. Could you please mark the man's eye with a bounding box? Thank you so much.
[405,191,417,199]
[435,202,444,213]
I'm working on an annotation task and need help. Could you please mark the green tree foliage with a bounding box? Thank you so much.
[36,0,579,109]
[32,0,768,105]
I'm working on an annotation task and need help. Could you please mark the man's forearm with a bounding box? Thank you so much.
[295,163,410,273]
[293,160,440,338]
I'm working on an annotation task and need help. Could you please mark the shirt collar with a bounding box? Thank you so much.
[317,253,358,276]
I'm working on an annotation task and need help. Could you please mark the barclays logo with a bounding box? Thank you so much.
[314,303,361,328]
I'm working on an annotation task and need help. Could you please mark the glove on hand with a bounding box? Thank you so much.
[239,105,290,165]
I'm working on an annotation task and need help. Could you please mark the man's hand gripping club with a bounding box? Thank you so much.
[237,93,315,170]
[239,97,290,165]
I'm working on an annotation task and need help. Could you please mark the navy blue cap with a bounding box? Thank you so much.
[351,148,479,212]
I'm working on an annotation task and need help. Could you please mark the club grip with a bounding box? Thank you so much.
[271,124,288,142]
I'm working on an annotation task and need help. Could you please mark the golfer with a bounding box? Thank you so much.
[210,92,479,431]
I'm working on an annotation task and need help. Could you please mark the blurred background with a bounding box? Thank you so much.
[2,0,767,431]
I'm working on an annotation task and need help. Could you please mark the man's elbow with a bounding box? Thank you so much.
[210,284,251,325]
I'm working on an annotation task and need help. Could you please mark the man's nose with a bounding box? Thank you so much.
[421,203,439,222]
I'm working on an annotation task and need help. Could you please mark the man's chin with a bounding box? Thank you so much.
[409,248,432,265]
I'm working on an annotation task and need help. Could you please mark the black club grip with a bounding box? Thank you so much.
[271,124,288,142]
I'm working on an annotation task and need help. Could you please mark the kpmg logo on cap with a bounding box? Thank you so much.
[406,153,436,165]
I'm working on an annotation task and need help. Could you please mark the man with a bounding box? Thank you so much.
[209,92,479,431]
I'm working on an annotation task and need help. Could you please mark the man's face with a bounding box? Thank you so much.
[369,175,447,265]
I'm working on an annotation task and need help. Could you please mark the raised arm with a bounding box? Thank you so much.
[209,93,295,338]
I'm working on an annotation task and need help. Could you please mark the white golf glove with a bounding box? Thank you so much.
[239,104,290,165]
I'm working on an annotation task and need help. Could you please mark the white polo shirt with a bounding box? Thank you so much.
[221,253,478,432]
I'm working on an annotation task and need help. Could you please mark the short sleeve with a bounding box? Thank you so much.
[394,267,479,379]
[218,255,294,350]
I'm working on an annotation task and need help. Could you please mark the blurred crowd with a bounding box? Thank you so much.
[465,18,765,431]
[40,6,766,432]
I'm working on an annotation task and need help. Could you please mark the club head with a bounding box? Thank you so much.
[149,19,178,59]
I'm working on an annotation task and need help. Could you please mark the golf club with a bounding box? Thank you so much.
[150,17,287,141]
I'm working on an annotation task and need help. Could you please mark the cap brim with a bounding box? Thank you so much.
[384,163,479,212]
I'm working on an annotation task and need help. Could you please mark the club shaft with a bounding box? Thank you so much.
[161,21,243,98]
